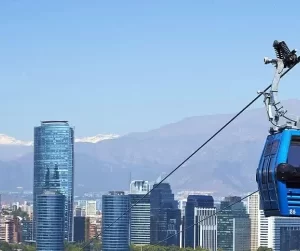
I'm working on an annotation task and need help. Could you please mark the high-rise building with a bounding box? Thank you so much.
[195,207,217,251]
[217,196,251,251]
[129,180,150,246]
[258,209,268,247]
[21,220,33,242]
[0,216,22,243]
[86,201,97,217]
[33,121,74,241]
[165,208,181,247]
[74,216,90,243]
[36,191,65,251]
[184,195,214,248]
[247,191,260,251]
[262,216,300,251]
[150,183,180,246]
[102,191,129,251]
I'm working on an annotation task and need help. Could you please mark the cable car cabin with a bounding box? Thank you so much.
[256,129,300,217]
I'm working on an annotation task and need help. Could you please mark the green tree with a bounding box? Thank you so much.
[0,241,12,251]
[11,207,29,219]
[130,244,209,251]
[257,247,273,251]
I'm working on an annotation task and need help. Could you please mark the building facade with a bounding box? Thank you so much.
[74,216,90,243]
[36,191,65,251]
[217,196,250,251]
[150,183,180,246]
[21,220,33,242]
[258,209,269,247]
[259,214,300,251]
[102,191,129,251]
[247,191,260,251]
[129,180,150,246]
[184,195,214,248]
[165,208,181,247]
[195,207,217,251]
[33,121,74,241]
[86,201,97,217]
[0,216,22,243]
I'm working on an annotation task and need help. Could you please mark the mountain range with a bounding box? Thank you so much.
[0,99,299,196]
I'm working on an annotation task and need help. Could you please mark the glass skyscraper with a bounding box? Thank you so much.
[36,191,65,251]
[150,183,180,246]
[129,180,150,246]
[102,191,129,251]
[33,121,74,241]
[217,196,251,251]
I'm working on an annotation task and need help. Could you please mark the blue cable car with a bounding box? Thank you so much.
[257,129,300,216]
[256,40,300,217]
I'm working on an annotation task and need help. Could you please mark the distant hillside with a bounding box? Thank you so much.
[0,99,299,196]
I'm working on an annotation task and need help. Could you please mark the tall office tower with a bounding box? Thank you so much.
[184,195,214,248]
[178,198,187,247]
[73,216,90,243]
[129,180,150,246]
[194,207,217,251]
[165,208,181,246]
[33,121,74,241]
[150,183,180,246]
[36,191,65,251]
[247,191,260,251]
[217,196,251,251]
[86,200,97,217]
[102,191,129,251]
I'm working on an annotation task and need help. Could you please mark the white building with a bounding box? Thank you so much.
[130,180,150,194]
[85,200,97,217]
[129,180,151,246]
[247,191,260,251]
[194,207,217,251]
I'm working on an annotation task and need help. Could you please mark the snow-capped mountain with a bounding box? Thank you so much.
[0,134,33,146]
[0,133,120,146]
[75,134,120,143]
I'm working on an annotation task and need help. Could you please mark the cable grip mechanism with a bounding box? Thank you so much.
[258,40,300,133]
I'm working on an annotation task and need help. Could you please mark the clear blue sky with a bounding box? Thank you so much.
[1,0,300,139]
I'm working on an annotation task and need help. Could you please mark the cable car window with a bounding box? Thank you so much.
[262,158,269,184]
[288,137,300,167]
[264,142,272,156]
[271,140,279,155]
[268,157,275,182]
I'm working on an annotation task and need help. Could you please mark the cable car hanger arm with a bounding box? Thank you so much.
[258,40,300,133]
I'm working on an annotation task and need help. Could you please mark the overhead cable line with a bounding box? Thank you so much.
[82,65,294,250]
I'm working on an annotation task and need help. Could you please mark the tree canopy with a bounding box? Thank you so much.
[130,245,208,251]
[257,247,273,251]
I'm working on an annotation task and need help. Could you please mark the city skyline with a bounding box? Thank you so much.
[1,1,300,250]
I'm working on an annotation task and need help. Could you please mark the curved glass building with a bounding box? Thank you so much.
[102,191,129,251]
[36,191,65,251]
[33,121,74,241]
